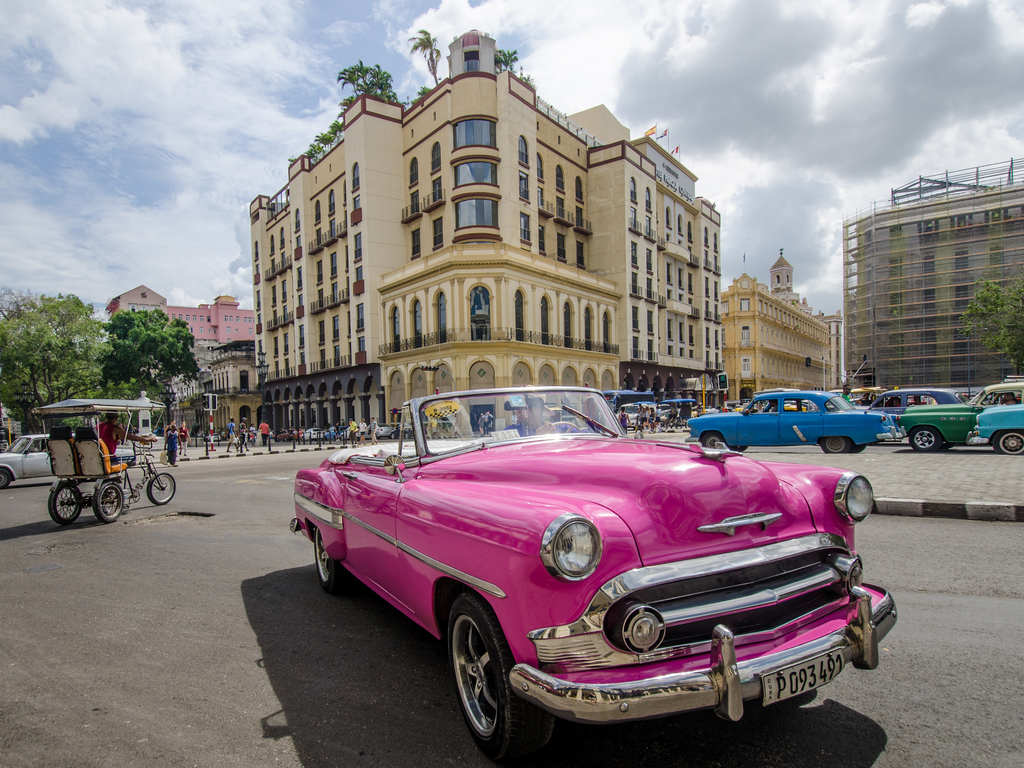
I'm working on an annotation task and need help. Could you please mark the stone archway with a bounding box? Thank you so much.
[512,361,532,387]
[410,366,429,399]
[562,366,578,386]
[582,367,596,389]
[622,373,635,389]
[538,364,556,387]
[468,360,495,390]
[436,364,455,393]
[601,369,615,390]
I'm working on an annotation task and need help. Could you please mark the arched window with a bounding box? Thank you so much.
[704,227,709,246]
[584,307,592,350]
[437,291,447,342]
[328,190,335,213]
[555,165,564,191]
[514,291,525,341]
[575,176,583,201]
[687,221,692,242]
[629,177,637,202]
[540,297,550,344]
[563,302,573,347]
[536,153,543,180]
[431,142,441,173]
[391,307,400,345]
[413,300,423,347]
[269,235,275,255]
[666,208,672,229]
[253,241,259,261]
[295,209,301,231]
[470,286,491,341]
[279,227,285,251]
[645,187,651,211]
[713,232,718,252]
[409,157,418,185]
[518,136,528,165]
[603,311,611,345]
[678,214,683,234]
[314,200,321,222]
[352,163,360,190]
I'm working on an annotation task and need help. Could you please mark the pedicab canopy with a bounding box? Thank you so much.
[35,396,165,417]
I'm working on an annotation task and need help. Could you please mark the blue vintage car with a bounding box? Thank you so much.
[688,390,903,453]
[966,404,1024,455]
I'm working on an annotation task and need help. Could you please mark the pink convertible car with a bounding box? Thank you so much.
[290,387,896,758]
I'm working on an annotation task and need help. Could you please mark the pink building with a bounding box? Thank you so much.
[105,285,256,345]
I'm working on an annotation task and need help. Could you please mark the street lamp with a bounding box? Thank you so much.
[16,383,33,434]
[256,350,269,430]
[161,383,175,428]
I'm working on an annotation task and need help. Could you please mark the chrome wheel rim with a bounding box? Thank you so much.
[913,430,936,449]
[150,474,175,503]
[825,436,846,452]
[1000,433,1024,455]
[315,531,331,583]
[451,614,497,737]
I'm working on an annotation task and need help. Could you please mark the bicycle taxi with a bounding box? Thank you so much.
[35,396,177,525]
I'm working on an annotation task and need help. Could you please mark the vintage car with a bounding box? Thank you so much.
[898,378,1024,451]
[863,388,966,416]
[0,434,52,488]
[966,403,1024,455]
[687,390,903,453]
[289,386,896,758]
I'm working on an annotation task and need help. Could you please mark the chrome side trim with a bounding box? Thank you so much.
[510,587,897,724]
[293,494,504,599]
[396,541,507,599]
[293,493,344,530]
[697,511,783,536]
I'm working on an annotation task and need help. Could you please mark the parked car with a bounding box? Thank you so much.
[864,388,966,416]
[274,429,300,442]
[616,401,657,426]
[898,378,1024,451]
[290,386,896,758]
[303,428,325,441]
[687,390,903,453]
[373,423,396,439]
[967,403,1024,455]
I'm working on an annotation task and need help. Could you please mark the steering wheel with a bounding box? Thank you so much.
[537,421,581,435]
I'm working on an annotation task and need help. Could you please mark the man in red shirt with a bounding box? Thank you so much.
[259,420,270,447]
[98,412,155,463]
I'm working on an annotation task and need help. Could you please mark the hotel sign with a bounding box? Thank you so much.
[656,161,695,204]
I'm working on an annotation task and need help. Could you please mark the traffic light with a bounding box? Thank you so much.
[805,356,812,367]
[717,372,728,391]
[205,393,218,411]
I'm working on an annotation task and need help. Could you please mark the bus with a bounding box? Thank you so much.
[601,390,657,411]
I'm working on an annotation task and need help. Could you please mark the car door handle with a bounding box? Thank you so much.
[342,471,358,480]
[698,512,783,536]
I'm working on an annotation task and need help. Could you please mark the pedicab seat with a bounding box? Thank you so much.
[48,426,81,477]
[74,427,128,477]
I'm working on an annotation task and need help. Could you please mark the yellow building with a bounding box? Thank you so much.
[249,30,725,429]
[721,257,837,401]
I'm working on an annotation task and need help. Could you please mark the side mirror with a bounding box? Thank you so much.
[384,454,406,481]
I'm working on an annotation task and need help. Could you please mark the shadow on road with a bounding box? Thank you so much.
[242,567,888,768]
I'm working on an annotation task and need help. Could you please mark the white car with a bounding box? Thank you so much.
[303,428,326,440]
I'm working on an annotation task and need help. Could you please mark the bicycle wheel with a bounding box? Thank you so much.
[48,481,83,525]
[92,480,125,523]
[146,473,176,505]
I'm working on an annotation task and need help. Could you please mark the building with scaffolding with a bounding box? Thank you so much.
[844,158,1024,389]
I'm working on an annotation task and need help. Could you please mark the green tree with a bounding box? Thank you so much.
[962,276,1024,371]
[101,309,199,393]
[409,29,441,85]
[0,290,106,432]
[495,48,518,73]
[336,61,399,110]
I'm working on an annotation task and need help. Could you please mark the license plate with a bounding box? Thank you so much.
[762,650,844,705]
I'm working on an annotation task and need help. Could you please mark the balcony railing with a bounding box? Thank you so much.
[423,189,445,213]
[644,225,656,242]
[267,309,294,330]
[554,206,572,226]
[571,212,592,234]
[401,200,422,222]
[378,328,619,356]
[657,236,667,251]
[309,355,352,373]
[538,200,554,218]
[628,217,642,235]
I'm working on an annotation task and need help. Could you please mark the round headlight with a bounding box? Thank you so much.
[834,472,873,522]
[540,514,602,580]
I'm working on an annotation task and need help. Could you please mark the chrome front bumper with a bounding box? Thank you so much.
[509,586,896,724]
[966,430,989,446]
[876,427,904,440]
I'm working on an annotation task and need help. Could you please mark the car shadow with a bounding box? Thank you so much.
[242,568,888,768]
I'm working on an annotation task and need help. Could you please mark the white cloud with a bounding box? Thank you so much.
[906,2,947,28]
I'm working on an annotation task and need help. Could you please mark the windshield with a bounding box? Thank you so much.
[417,388,622,456]
[823,396,855,412]
[7,437,32,454]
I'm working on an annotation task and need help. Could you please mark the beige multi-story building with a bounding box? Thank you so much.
[249,30,724,429]
[721,256,837,401]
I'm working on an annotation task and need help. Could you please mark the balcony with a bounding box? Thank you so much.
[657,236,667,251]
[571,213,592,235]
[310,354,352,373]
[401,200,422,223]
[628,217,642,236]
[689,253,701,267]
[705,310,715,320]
[658,294,667,308]
[690,305,700,318]
[538,200,554,218]
[643,225,656,243]
[629,286,643,299]
[325,289,347,308]
[267,310,294,330]
[644,287,660,304]
[377,328,618,356]
[554,206,573,227]
[309,297,328,314]
[423,189,445,213]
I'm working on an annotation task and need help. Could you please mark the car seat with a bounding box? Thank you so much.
[48,425,81,476]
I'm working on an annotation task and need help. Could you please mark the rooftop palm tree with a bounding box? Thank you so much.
[409,29,441,86]
[495,49,519,73]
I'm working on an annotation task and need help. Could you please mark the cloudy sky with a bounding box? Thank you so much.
[2,0,1022,316]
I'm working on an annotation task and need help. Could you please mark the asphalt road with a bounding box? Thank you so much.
[1,448,1021,767]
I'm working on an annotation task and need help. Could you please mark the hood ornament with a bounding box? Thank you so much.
[697,512,783,536]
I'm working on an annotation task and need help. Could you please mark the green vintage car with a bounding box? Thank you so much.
[899,379,1024,452]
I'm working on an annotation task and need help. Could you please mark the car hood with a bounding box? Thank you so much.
[417,439,820,566]
[902,403,977,417]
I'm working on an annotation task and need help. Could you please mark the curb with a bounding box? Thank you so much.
[874,498,1024,522]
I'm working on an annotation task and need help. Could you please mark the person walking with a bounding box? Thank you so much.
[164,421,179,467]
[348,419,358,445]
[178,424,188,457]
[238,419,248,453]
[226,417,236,453]
[358,419,367,445]
[259,420,270,447]
[369,417,379,445]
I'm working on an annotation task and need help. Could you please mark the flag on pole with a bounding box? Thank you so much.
[644,125,657,137]
[656,128,668,140]
[671,145,679,155]
[743,252,746,262]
